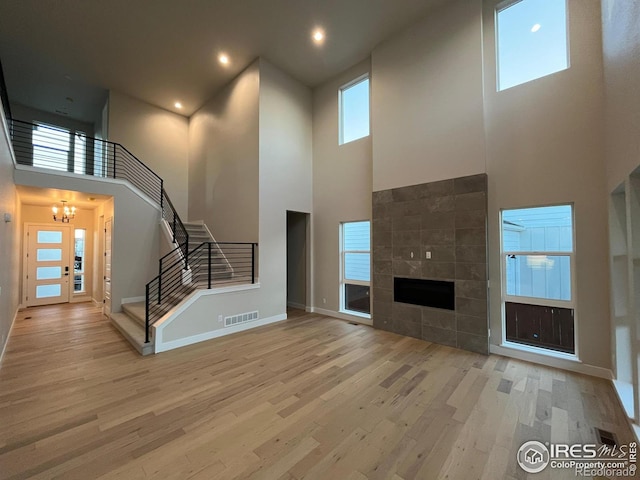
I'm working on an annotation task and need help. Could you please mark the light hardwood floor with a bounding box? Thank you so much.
[0,303,633,479]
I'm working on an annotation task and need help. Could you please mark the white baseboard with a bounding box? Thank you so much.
[490,344,613,379]
[0,307,19,371]
[287,301,307,310]
[155,313,288,353]
[310,307,373,327]
[70,296,93,304]
[121,296,145,305]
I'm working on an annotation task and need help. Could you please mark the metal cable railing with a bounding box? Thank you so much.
[9,119,190,262]
[145,242,257,343]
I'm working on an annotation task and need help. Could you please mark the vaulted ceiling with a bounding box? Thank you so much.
[0,0,446,121]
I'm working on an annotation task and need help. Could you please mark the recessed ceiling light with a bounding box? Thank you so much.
[312,28,325,44]
[174,102,183,109]
[531,23,541,33]
[219,54,230,65]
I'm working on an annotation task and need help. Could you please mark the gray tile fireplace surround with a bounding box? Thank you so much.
[372,173,488,354]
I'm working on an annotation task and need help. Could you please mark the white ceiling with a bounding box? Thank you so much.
[0,0,446,120]
[16,185,111,209]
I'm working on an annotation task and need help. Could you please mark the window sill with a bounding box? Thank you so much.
[501,340,578,362]
[339,309,371,320]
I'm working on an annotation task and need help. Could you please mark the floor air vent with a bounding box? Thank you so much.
[224,311,259,327]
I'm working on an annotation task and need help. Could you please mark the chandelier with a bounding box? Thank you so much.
[52,200,76,223]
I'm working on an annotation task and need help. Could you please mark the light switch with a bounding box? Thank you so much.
[426,251,432,259]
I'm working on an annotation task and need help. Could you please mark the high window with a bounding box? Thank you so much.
[501,205,576,354]
[341,221,371,316]
[496,0,569,91]
[339,75,370,145]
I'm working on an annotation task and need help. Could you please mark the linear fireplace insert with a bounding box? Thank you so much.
[394,277,455,310]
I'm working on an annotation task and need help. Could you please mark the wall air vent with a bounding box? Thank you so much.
[224,311,259,327]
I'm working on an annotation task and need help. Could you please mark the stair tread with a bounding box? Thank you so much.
[110,313,153,356]
[122,302,145,325]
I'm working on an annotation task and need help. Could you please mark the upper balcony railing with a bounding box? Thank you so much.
[9,119,189,264]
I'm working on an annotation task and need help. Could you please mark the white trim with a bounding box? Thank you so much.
[155,312,286,353]
[310,306,373,327]
[121,296,145,305]
[13,165,161,212]
[287,301,307,310]
[153,283,261,334]
[305,306,313,313]
[490,343,612,379]
[0,308,19,371]
[611,380,640,443]
[69,296,93,304]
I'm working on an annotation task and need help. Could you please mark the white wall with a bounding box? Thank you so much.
[484,0,609,370]
[602,0,640,192]
[0,108,20,362]
[371,0,485,191]
[258,58,313,318]
[13,168,159,312]
[188,61,259,243]
[157,59,312,347]
[312,59,372,314]
[108,91,189,218]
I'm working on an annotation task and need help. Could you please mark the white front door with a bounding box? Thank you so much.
[103,217,113,316]
[24,224,71,306]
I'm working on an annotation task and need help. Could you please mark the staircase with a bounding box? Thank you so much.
[111,302,154,355]
[8,118,257,355]
[184,221,234,287]
[184,221,212,252]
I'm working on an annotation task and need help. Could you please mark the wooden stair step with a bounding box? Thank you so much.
[110,312,154,356]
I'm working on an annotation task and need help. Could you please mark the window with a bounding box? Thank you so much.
[496,0,569,91]
[74,229,86,293]
[31,123,88,174]
[339,75,370,145]
[341,221,371,316]
[501,205,575,354]
[33,123,70,171]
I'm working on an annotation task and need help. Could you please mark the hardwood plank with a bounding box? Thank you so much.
[0,303,634,480]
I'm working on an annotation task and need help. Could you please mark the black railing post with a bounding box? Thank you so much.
[112,144,117,179]
[160,183,164,214]
[207,243,212,289]
[252,243,255,284]
[145,284,150,344]
[158,259,162,305]
[172,216,176,243]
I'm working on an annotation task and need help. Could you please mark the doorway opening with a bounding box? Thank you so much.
[286,211,310,311]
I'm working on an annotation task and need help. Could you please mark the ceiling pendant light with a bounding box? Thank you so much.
[52,200,76,223]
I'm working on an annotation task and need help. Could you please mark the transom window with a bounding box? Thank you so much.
[339,75,370,145]
[496,0,569,91]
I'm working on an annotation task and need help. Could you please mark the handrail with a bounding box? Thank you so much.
[144,242,258,343]
[9,118,188,264]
